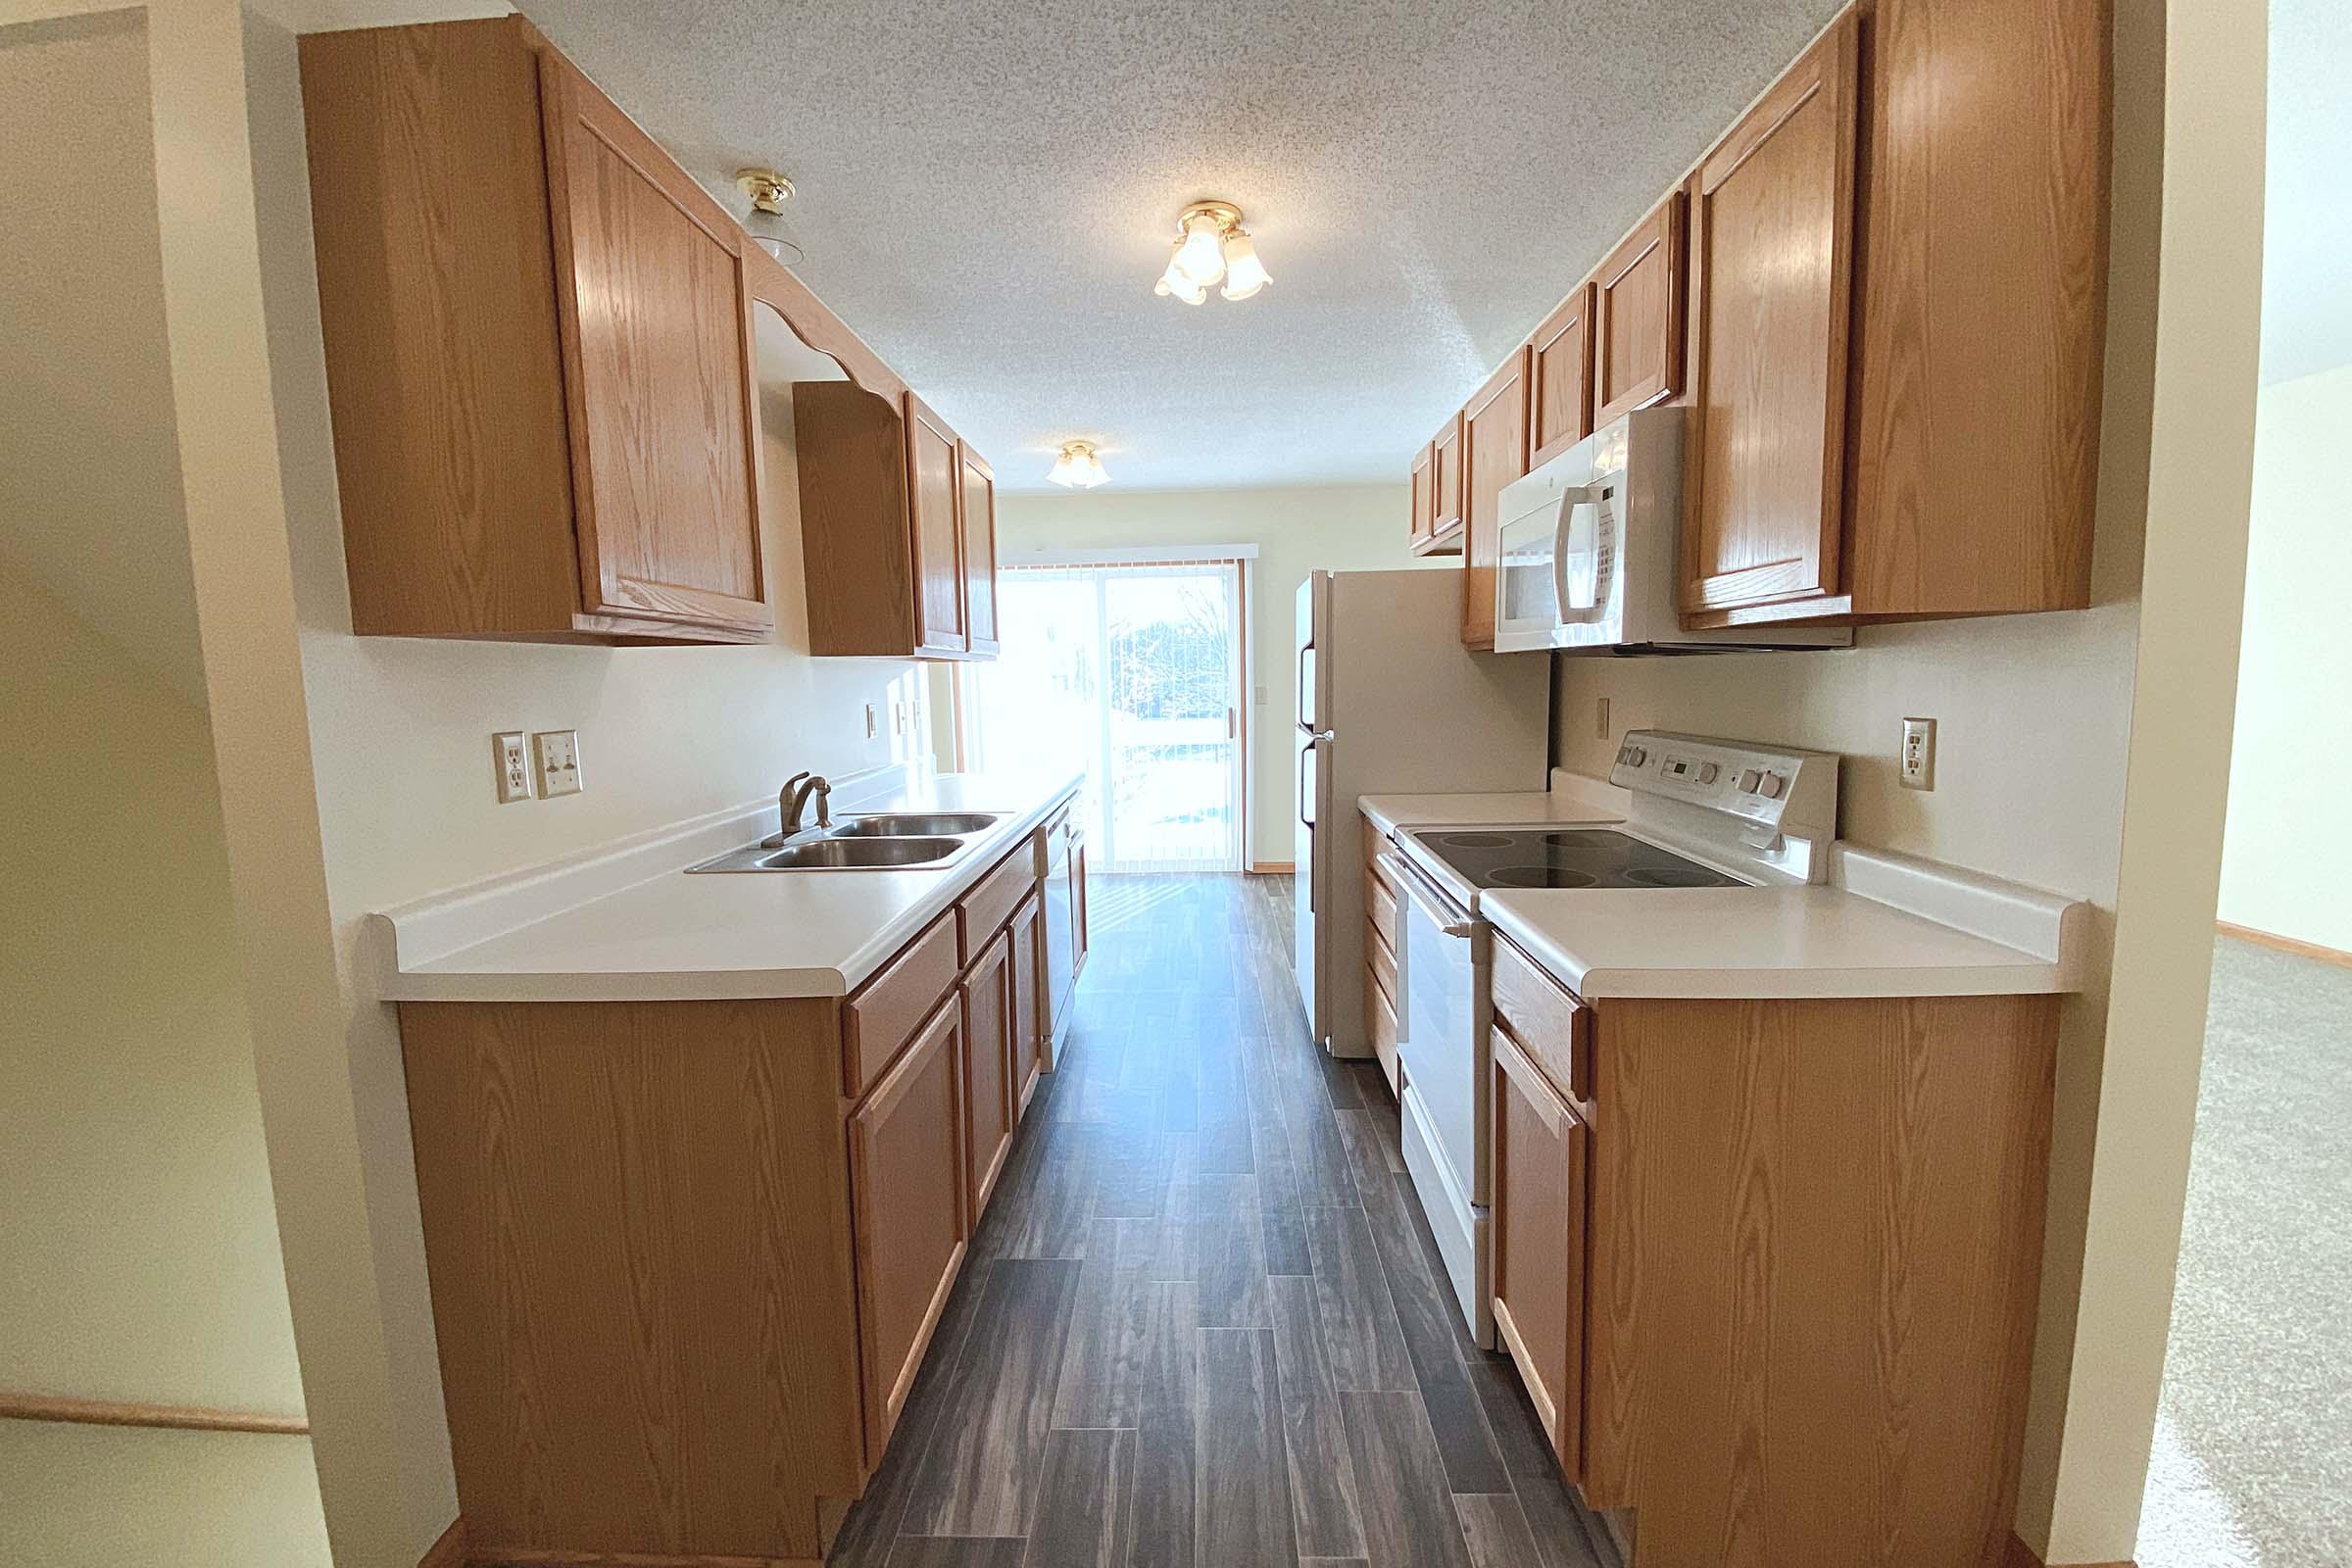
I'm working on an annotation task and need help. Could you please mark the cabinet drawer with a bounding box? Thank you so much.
[1491,933,1592,1105]
[843,910,961,1098]
[957,844,1037,958]
[1364,864,1399,960]
[1364,960,1400,1097]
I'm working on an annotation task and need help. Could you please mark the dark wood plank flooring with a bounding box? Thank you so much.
[834,874,1619,1568]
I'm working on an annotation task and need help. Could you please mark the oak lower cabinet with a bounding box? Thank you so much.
[395,807,1070,1565]
[299,18,775,645]
[961,929,1017,1216]
[852,994,970,1464]
[1484,933,2061,1568]
[1010,889,1047,1107]
[1489,1019,1586,1479]
[796,385,1001,660]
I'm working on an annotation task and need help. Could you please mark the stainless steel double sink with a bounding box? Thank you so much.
[687,811,1005,873]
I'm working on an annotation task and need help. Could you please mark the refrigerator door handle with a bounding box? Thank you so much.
[1297,734,1329,830]
[1296,641,1314,732]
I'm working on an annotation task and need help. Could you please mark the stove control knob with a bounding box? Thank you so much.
[1737,768,1763,793]
[1697,762,1722,785]
[1622,745,1648,768]
[1759,772,1787,800]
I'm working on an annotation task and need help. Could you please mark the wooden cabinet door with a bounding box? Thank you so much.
[1529,285,1595,468]
[1430,414,1465,544]
[538,51,771,636]
[959,444,1000,658]
[904,394,968,656]
[1458,348,1532,649]
[1679,14,1859,620]
[1592,193,1687,425]
[1010,890,1045,1115]
[849,994,968,1463]
[1492,1019,1588,1479]
[1409,443,1435,547]
[962,931,1016,1217]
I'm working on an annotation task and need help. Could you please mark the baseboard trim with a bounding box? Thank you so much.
[2007,1530,2136,1568]
[466,1549,816,1567]
[2218,919,2352,968]
[0,1391,308,1436]
[418,1517,467,1568]
[1247,860,1295,875]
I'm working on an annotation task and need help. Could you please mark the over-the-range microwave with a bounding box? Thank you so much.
[1490,408,1850,654]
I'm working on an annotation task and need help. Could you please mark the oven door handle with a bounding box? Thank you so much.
[1384,851,1477,939]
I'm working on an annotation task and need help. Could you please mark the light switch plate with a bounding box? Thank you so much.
[1900,717,1936,791]
[864,704,879,740]
[532,729,582,798]
[493,732,532,804]
[1595,697,1612,741]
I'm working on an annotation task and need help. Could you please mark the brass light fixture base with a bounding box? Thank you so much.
[735,168,795,216]
[1176,199,1243,234]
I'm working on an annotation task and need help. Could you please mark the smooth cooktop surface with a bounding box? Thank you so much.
[1407,827,1746,891]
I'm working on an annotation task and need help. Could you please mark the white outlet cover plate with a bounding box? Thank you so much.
[493,731,532,804]
[1900,716,1936,791]
[533,729,583,798]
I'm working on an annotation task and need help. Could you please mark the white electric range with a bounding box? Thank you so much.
[1377,730,1840,1344]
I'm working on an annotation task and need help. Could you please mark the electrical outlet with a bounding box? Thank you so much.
[492,731,532,804]
[1595,697,1612,741]
[532,729,583,798]
[864,703,879,740]
[1900,717,1936,791]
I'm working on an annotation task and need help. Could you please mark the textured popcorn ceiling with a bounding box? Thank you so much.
[522,0,1844,490]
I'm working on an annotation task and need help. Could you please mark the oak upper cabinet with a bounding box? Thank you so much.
[1528,284,1596,468]
[961,930,1016,1216]
[1458,348,1533,649]
[1680,13,1859,621]
[1680,0,2105,626]
[1491,1020,1588,1480]
[1592,193,1687,424]
[794,385,1000,660]
[299,18,772,645]
[1408,443,1436,550]
[906,395,969,656]
[961,446,1001,658]
[849,995,969,1462]
[1426,413,1466,554]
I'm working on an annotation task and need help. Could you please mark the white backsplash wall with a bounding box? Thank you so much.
[1550,605,2140,905]
[243,18,925,1549]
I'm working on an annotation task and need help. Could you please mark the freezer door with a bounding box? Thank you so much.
[1291,730,1329,1044]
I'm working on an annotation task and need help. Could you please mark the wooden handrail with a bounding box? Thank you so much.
[0,1392,309,1436]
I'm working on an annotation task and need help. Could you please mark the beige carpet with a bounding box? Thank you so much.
[2138,936,2352,1567]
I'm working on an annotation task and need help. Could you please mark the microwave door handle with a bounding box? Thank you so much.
[1554,484,1605,617]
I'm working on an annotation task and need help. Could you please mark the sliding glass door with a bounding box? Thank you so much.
[965,561,1246,873]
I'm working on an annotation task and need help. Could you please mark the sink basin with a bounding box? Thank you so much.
[756,836,966,869]
[828,812,1003,838]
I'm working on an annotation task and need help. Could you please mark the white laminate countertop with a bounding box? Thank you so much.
[1360,779,2088,1001]
[1480,884,2077,1001]
[368,769,1083,1004]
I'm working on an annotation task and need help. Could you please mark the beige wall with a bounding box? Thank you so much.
[0,11,326,1563]
[2218,362,2352,953]
[237,13,933,1552]
[996,484,1430,865]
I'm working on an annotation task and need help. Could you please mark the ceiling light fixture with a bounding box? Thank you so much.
[734,168,794,215]
[1152,200,1272,305]
[1047,441,1110,489]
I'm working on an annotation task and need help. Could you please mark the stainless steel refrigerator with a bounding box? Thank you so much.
[1291,569,1550,1056]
